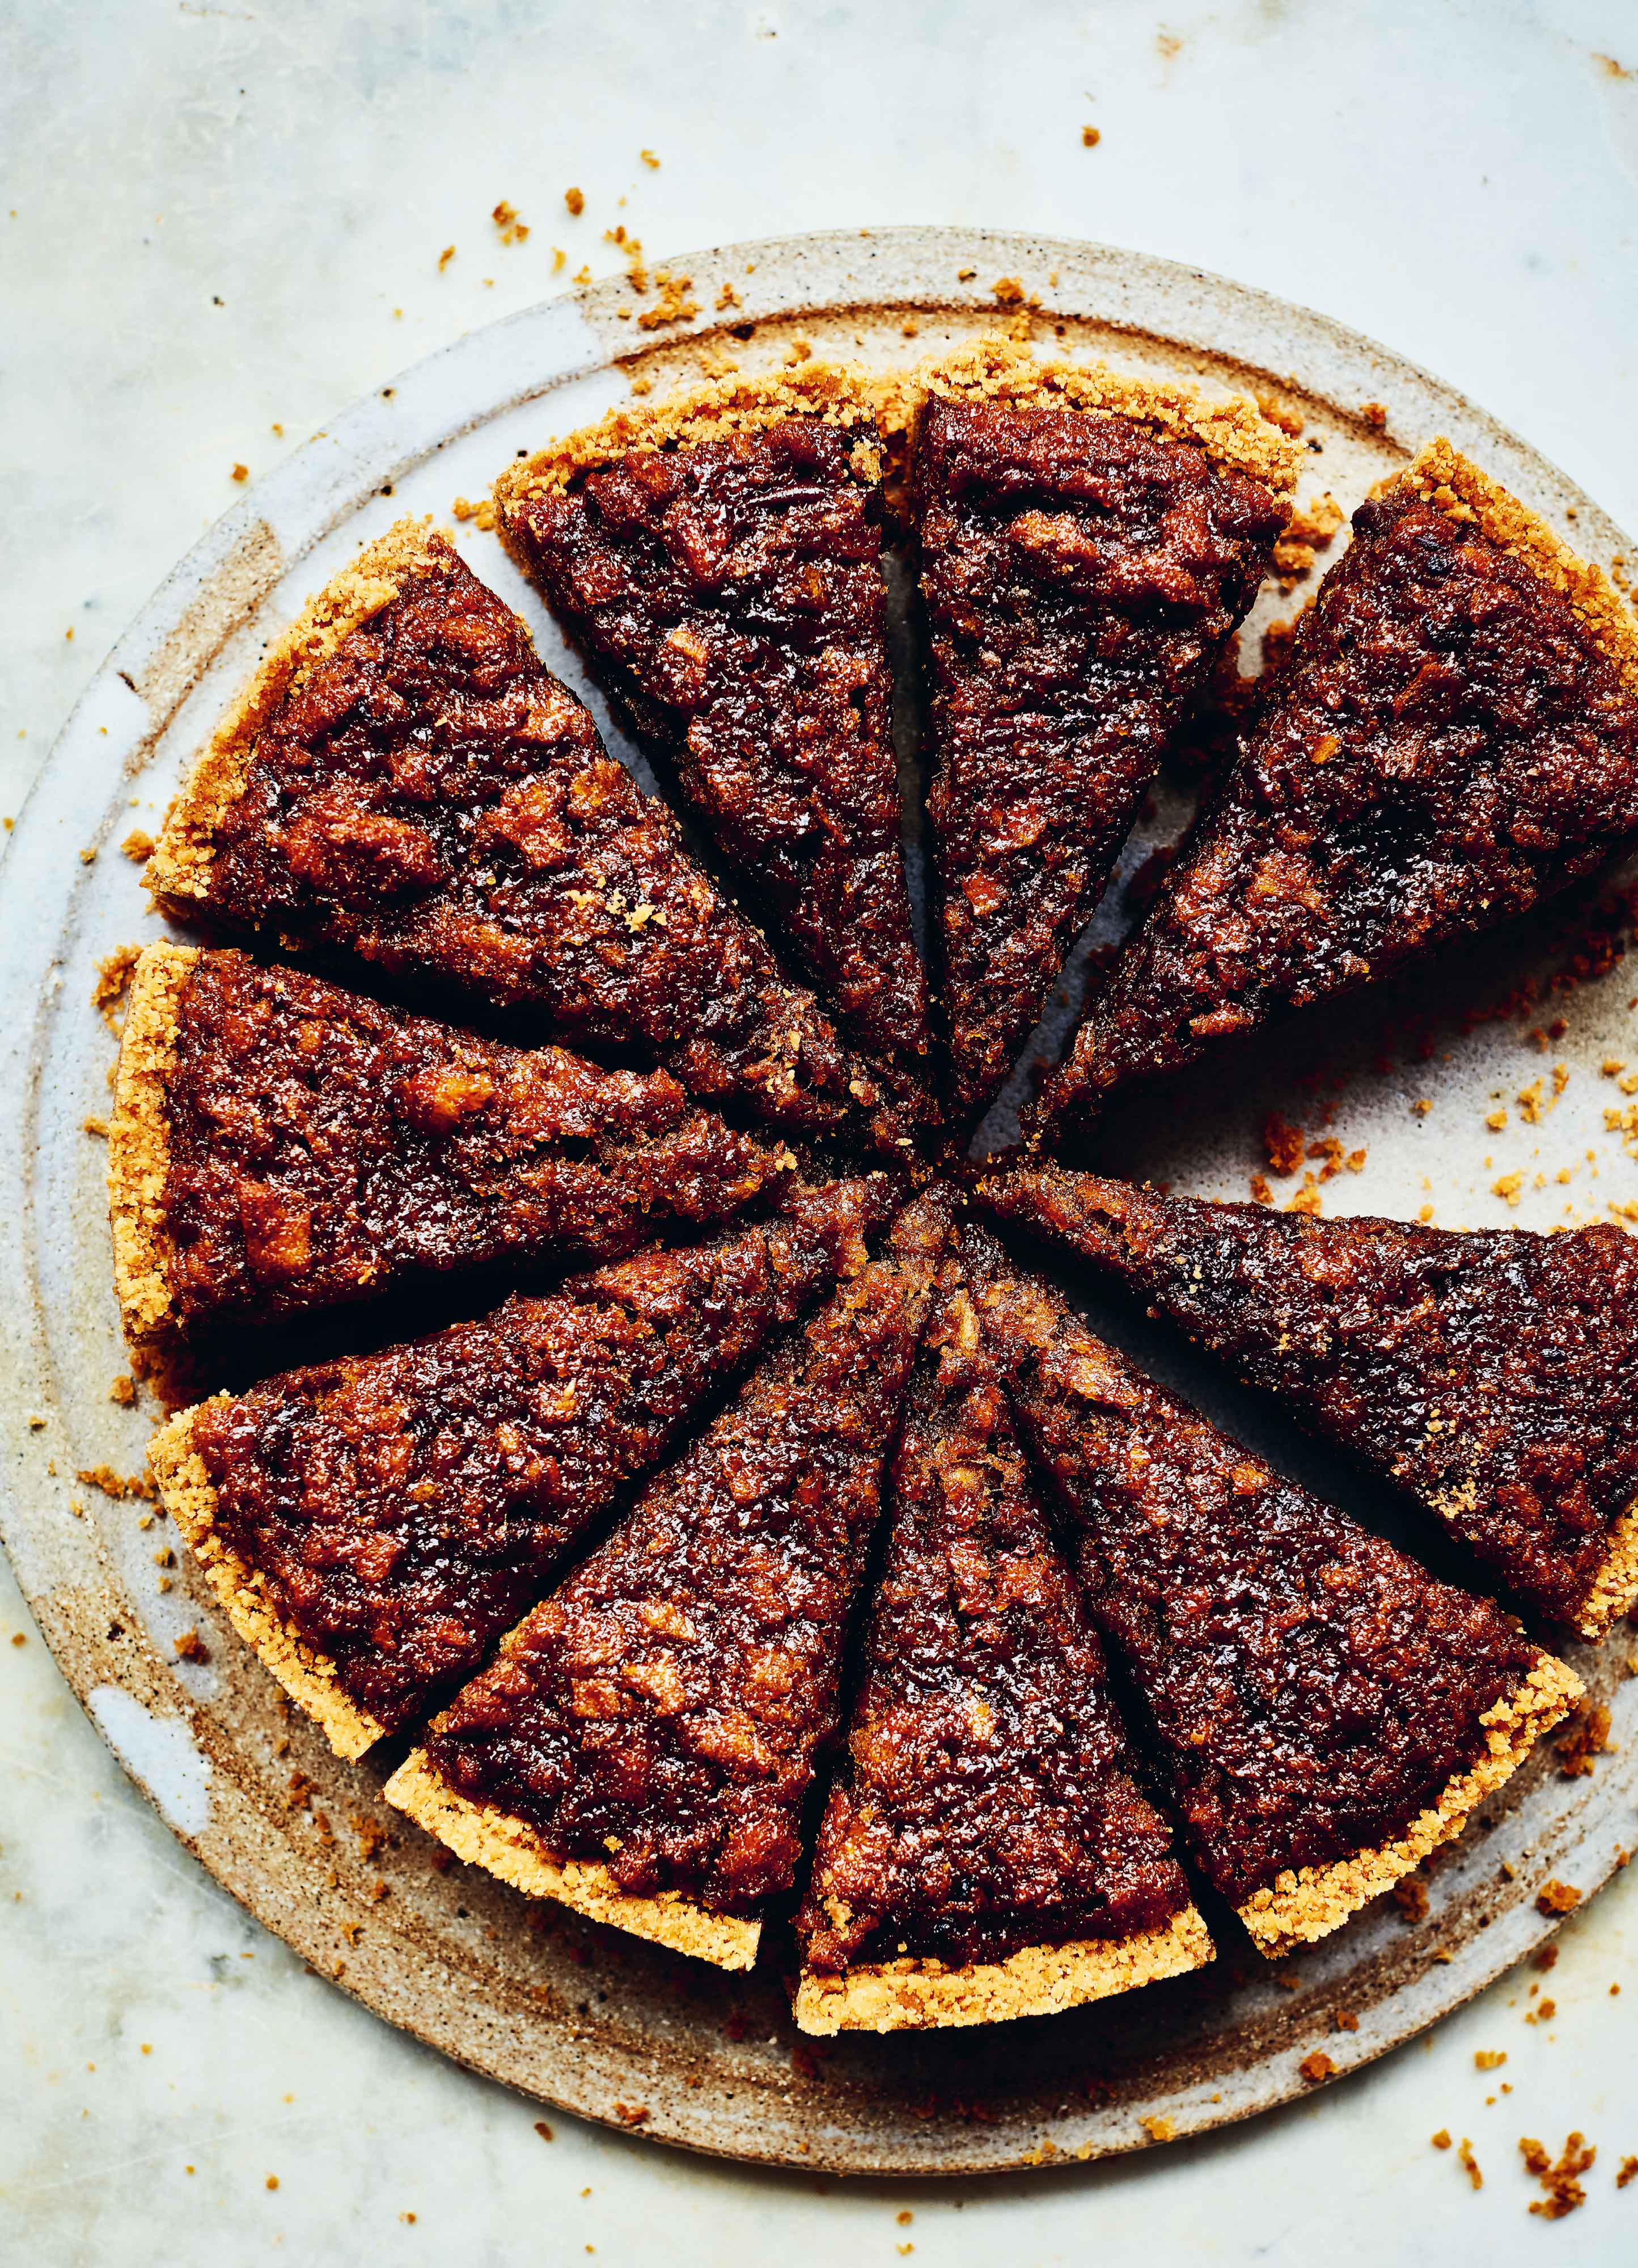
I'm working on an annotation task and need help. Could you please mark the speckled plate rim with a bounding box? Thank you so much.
[2,226,1635,2179]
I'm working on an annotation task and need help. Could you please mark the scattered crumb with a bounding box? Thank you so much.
[613,2102,649,2127]
[1262,1112,1306,1177]
[1537,1880,1582,1918]
[1392,1876,1430,1923]
[534,2121,553,2142]
[1457,2138,1483,2191]
[451,496,496,532]
[492,200,529,246]
[637,272,697,329]
[1140,2114,1175,2141]
[1557,1700,1611,1778]
[1493,1172,1524,1207]
[83,1115,107,1138]
[1360,401,1388,429]
[230,464,248,484]
[1249,1171,1273,1206]
[1617,2156,1637,2189]
[109,1376,135,1407]
[121,830,155,862]
[1521,2132,1595,2218]
[1298,2052,1335,2084]
[1332,2008,1359,2032]
[565,187,585,216]
[640,149,660,168]
[1475,2051,1508,2071]
[1432,2129,1453,2150]
[1081,125,1102,146]
[1286,1173,1323,1217]
[173,1629,206,1662]
[437,245,455,272]
[992,276,1025,306]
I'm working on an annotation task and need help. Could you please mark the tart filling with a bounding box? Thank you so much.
[386,1191,950,1963]
[146,519,911,1150]
[109,943,796,1340]
[959,1225,1581,1952]
[1034,440,1638,1139]
[496,369,933,1090]
[981,1165,1638,1634]
[149,1175,888,1749]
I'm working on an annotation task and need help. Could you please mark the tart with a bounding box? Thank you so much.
[793,1258,1210,2034]
[109,942,796,1342]
[145,520,913,1151]
[913,339,1296,1127]
[148,1173,890,1756]
[959,1224,1581,1955]
[980,1163,1638,1635]
[494,369,934,1092]
[1033,441,1638,1141]
[385,1188,951,1967]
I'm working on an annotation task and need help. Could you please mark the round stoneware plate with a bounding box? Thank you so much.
[3,228,1635,2177]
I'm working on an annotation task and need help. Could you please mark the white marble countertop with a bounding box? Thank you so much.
[3,2,1636,2260]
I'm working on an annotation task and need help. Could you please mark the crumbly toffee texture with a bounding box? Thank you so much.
[794,1905,1213,2035]
[1034,440,1638,1139]
[415,1188,951,1927]
[383,1749,760,1969]
[981,1166,1638,1635]
[795,1264,1197,1998]
[155,1175,890,1737]
[118,943,794,1335]
[496,373,933,1084]
[959,1224,1571,1927]
[1238,1657,1582,1954]
[912,356,1291,1125]
[146,519,913,1151]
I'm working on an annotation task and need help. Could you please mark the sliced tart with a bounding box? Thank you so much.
[494,367,934,1093]
[959,1225,1581,1956]
[385,1188,952,1969]
[148,1174,891,1758]
[1034,441,1638,1141]
[980,1163,1638,1636]
[145,520,913,1151]
[794,1258,1210,2033]
[914,339,1296,1127]
[109,942,796,1343]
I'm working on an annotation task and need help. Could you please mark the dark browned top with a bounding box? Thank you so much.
[1035,484,1638,1137]
[797,1262,1191,1974]
[915,401,1284,1127]
[156,949,792,1329]
[192,1175,890,1731]
[422,1188,952,1915]
[959,1225,1540,1907]
[981,1165,1638,1628]
[501,418,933,1084]
[154,536,911,1148]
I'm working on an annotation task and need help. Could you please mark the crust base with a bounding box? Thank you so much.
[1395,440,1638,695]
[146,517,454,905]
[147,1407,385,1762]
[383,1750,761,1970]
[1238,1655,1583,1957]
[793,1902,1214,2036]
[107,941,197,1342]
[914,335,1300,497]
[1577,1495,1638,1638]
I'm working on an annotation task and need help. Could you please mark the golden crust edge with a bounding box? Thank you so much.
[793,1902,1214,2035]
[382,1749,761,1970]
[912,333,1301,498]
[1396,439,1638,695]
[147,1406,384,1762]
[146,515,457,903]
[1237,1654,1583,1957]
[1576,1493,1638,1637]
[107,941,198,1342]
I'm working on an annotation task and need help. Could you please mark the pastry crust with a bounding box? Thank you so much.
[147,1406,386,1762]
[914,334,1301,498]
[1578,1496,1638,1638]
[382,1749,761,1970]
[1390,440,1638,695]
[146,518,454,904]
[1238,1655,1583,1957]
[493,365,888,512]
[793,1902,1214,2035]
[106,940,196,1343]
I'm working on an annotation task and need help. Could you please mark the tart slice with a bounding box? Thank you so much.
[981,1163,1638,1636]
[1033,441,1638,1141]
[914,340,1296,1127]
[109,942,796,1343]
[385,1187,952,1969]
[494,368,933,1088]
[145,521,913,1151]
[147,1173,891,1757]
[959,1225,1581,1956]
[793,1259,1210,2034]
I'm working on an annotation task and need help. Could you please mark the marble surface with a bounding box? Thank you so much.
[3,1,1637,2261]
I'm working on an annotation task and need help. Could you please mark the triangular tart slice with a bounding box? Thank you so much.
[148,1173,891,1757]
[110,942,798,1343]
[145,521,915,1150]
[385,1188,951,1969]
[1034,441,1638,1140]
[494,368,933,1089]
[912,338,1296,1126]
[793,1256,1210,2034]
[981,1163,1638,1636]
[958,1225,1581,1956]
